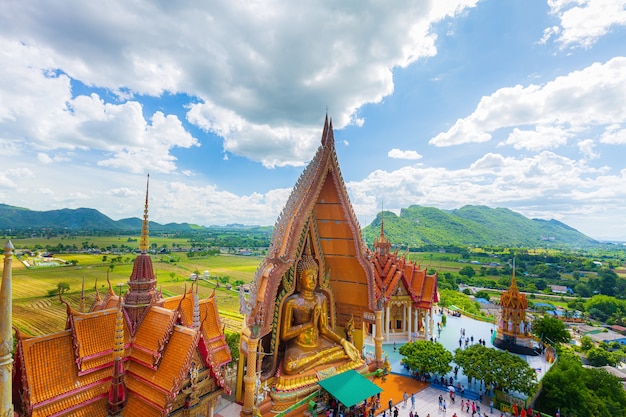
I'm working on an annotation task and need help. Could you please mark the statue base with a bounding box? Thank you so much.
[493,336,541,356]
[269,360,367,412]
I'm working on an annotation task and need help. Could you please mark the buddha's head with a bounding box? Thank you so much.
[296,253,318,292]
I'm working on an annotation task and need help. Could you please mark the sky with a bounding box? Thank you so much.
[1,1,626,241]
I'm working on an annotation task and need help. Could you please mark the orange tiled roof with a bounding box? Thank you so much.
[127,326,199,408]
[72,308,130,373]
[371,250,438,310]
[161,289,194,326]
[129,306,177,367]
[18,330,113,412]
[123,394,165,417]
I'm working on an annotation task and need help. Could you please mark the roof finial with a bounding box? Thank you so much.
[511,256,518,290]
[380,200,385,240]
[192,276,200,329]
[321,114,329,146]
[139,174,150,254]
[79,275,85,313]
[108,285,127,414]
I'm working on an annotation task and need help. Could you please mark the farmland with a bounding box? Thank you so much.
[5,249,261,336]
[4,233,626,336]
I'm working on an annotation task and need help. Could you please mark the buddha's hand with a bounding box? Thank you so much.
[313,305,321,326]
[340,338,361,362]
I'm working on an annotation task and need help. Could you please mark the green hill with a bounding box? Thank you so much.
[362,205,598,248]
[0,204,210,232]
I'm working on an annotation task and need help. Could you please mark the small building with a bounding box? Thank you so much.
[550,285,567,294]
[587,330,626,345]
[610,324,626,335]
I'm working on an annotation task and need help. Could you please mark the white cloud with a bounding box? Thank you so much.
[388,148,423,160]
[37,153,53,164]
[0,39,199,174]
[0,0,480,167]
[430,57,626,149]
[498,126,571,151]
[347,150,626,238]
[547,0,626,48]
[600,123,626,143]
[577,138,600,159]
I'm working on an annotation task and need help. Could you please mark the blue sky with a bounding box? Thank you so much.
[1,0,626,241]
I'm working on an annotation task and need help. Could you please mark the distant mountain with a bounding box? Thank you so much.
[0,203,598,247]
[0,204,206,232]
[362,205,598,248]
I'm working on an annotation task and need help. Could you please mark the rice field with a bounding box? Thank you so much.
[6,252,261,336]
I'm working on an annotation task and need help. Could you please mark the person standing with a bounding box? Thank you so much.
[489,399,493,413]
[389,398,393,414]
[403,392,408,407]
[411,393,415,410]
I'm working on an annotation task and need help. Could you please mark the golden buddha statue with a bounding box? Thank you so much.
[280,252,360,375]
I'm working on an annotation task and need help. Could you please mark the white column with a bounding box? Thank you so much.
[0,241,14,417]
[408,304,412,341]
[424,310,429,339]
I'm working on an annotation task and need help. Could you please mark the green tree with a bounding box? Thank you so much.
[459,266,476,278]
[398,340,452,377]
[597,269,618,296]
[474,290,490,301]
[587,347,616,367]
[535,351,626,416]
[454,344,537,395]
[579,335,594,351]
[225,331,240,361]
[57,282,70,294]
[532,315,570,345]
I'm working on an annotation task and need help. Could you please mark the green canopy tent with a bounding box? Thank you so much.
[317,370,382,409]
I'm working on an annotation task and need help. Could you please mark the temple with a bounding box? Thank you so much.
[4,177,233,417]
[493,261,538,356]
[369,212,438,344]
[236,116,439,416]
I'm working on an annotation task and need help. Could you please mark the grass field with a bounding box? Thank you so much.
[6,252,261,336]
[9,235,190,251]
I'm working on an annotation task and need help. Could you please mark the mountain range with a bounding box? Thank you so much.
[0,203,599,247]
[361,205,599,248]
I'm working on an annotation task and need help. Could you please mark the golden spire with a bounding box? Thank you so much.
[510,257,518,292]
[113,289,124,359]
[139,174,150,254]
[0,241,15,417]
[192,276,200,329]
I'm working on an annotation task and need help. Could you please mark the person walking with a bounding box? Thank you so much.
[403,392,408,407]
[489,399,493,413]
[388,399,393,414]
[411,393,415,410]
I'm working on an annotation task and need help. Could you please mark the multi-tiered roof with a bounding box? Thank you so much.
[11,178,231,417]
[370,213,438,309]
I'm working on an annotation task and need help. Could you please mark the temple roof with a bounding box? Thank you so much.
[370,220,438,309]
[14,288,232,416]
[12,177,231,416]
[247,115,376,336]
[500,269,528,310]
